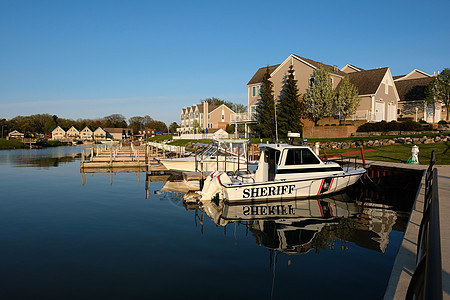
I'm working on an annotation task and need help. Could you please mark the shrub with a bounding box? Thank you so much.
[438,120,448,125]
[400,120,422,131]
[387,121,400,131]
[357,120,422,132]
[398,117,414,122]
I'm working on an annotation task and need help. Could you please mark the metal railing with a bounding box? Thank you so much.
[406,150,442,300]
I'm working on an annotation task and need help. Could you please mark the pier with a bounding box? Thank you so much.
[362,159,449,299]
[79,142,187,171]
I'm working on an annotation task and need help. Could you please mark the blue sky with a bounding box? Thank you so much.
[1,0,449,125]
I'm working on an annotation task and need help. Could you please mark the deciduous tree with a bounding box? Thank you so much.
[335,76,360,124]
[168,122,179,133]
[426,68,450,121]
[304,64,336,125]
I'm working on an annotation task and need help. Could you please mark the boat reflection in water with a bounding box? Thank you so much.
[200,193,401,254]
[151,172,406,255]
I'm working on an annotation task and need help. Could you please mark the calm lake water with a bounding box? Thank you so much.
[0,146,413,299]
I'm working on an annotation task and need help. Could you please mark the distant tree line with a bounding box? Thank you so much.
[0,113,178,138]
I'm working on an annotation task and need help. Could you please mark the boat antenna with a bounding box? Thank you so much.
[274,98,279,144]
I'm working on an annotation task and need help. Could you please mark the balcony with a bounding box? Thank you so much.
[230,113,257,123]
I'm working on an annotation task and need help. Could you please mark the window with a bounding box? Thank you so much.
[250,105,256,118]
[252,85,261,97]
[285,149,320,165]
[309,77,315,87]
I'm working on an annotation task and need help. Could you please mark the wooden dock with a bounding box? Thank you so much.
[79,142,187,171]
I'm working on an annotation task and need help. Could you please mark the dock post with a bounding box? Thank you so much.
[195,149,198,172]
[201,150,204,175]
[145,144,148,166]
[246,142,249,172]
[360,146,366,168]
[224,148,227,173]
[238,146,240,172]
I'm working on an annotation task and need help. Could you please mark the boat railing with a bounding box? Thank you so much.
[406,150,442,300]
[194,143,253,173]
[331,155,360,171]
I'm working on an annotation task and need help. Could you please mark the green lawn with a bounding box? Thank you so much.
[323,142,450,165]
[147,134,174,142]
[249,132,449,145]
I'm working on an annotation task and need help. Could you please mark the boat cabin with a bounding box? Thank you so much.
[254,144,344,182]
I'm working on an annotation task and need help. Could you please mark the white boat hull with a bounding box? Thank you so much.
[202,168,365,203]
[161,157,256,172]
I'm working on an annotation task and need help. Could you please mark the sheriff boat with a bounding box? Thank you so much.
[200,135,366,203]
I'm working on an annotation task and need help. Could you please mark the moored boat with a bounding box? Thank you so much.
[160,139,258,172]
[200,137,366,203]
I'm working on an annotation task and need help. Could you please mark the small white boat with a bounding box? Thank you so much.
[200,138,366,203]
[160,139,257,172]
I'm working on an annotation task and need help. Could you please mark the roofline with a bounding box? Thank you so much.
[208,104,236,114]
[341,64,362,72]
[394,69,432,81]
[373,68,400,101]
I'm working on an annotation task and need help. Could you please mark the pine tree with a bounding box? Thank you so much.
[278,65,303,138]
[335,76,360,124]
[254,67,276,138]
[304,64,336,125]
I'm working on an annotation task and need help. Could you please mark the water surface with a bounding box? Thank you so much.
[0,146,412,299]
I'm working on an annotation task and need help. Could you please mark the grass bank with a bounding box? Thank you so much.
[324,142,450,165]
[0,138,26,149]
[250,132,449,144]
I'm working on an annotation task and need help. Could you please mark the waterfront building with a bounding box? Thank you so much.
[135,128,155,140]
[66,126,80,139]
[93,127,107,141]
[7,130,24,140]
[178,102,236,134]
[52,126,66,140]
[247,54,400,124]
[104,128,133,140]
[80,127,93,141]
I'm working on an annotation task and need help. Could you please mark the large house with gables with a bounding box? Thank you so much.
[178,102,236,134]
[80,127,93,140]
[66,126,80,139]
[246,54,401,125]
[52,126,66,140]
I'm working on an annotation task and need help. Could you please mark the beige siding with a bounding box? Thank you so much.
[358,96,372,111]
[208,105,234,129]
[249,58,343,109]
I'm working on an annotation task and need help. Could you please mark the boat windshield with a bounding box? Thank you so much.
[285,148,320,165]
[263,148,281,164]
